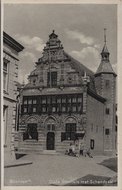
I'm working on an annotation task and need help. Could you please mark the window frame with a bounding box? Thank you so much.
[3,59,9,92]
[47,71,57,87]
[105,128,110,135]
[22,94,83,115]
[65,123,76,141]
[90,139,95,149]
[106,108,110,115]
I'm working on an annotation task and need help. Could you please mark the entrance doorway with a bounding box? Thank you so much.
[46,132,55,150]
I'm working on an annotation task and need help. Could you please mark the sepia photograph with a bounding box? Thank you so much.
[2,2,118,188]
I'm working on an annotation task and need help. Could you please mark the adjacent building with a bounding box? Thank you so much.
[3,32,24,160]
[17,30,117,155]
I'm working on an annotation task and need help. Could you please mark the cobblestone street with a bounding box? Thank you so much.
[4,154,116,186]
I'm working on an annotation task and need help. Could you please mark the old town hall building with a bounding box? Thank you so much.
[17,30,117,155]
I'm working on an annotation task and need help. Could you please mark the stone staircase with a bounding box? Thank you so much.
[17,139,43,154]
[16,139,61,155]
[42,150,61,155]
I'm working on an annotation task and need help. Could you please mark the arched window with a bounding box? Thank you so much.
[45,117,56,132]
[65,123,76,140]
[61,117,77,141]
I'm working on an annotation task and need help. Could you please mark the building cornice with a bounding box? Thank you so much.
[95,71,117,77]
[4,94,17,103]
[3,50,19,61]
[3,32,24,53]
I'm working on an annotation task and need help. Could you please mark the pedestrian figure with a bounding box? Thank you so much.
[80,142,84,156]
[83,146,87,157]
[71,143,75,154]
[68,143,73,155]
[75,141,80,157]
[84,147,93,158]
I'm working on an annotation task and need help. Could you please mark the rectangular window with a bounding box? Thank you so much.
[106,80,110,88]
[90,139,95,150]
[78,97,82,102]
[52,106,56,112]
[57,97,61,103]
[33,107,36,113]
[67,105,72,112]
[65,123,76,140]
[62,106,66,112]
[68,98,71,103]
[52,124,55,131]
[72,106,77,112]
[24,99,27,105]
[3,62,8,72]
[42,106,46,113]
[106,108,110,115]
[28,99,32,105]
[47,124,51,131]
[42,97,46,104]
[3,61,9,91]
[38,105,42,113]
[22,94,83,115]
[33,99,37,104]
[105,128,110,135]
[62,97,66,103]
[24,107,27,113]
[3,72,8,90]
[52,96,56,103]
[77,105,82,113]
[47,97,51,104]
[28,105,33,113]
[3,105,8,145]
[57,104,61,113]
[47,71,57,87]
[72,97,76,103]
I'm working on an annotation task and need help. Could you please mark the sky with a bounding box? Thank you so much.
[4,4,117,84]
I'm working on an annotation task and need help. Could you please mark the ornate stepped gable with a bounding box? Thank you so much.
[36,30,68,64]
[24,30,97,93]
[35,30,95,80]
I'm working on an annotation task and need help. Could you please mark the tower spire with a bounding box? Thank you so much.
[101,28,109,61]
[95,29,116,77]
[104,28,107,44]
